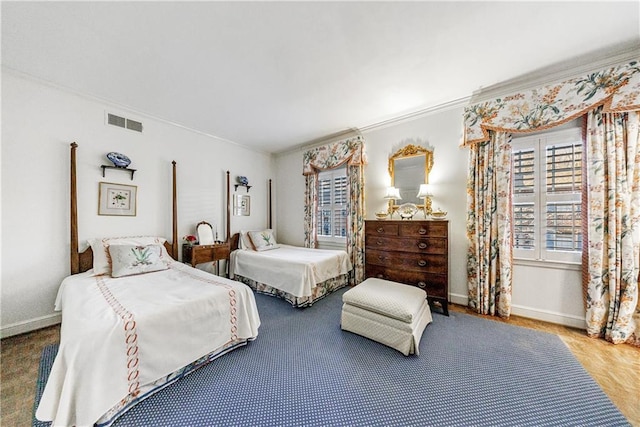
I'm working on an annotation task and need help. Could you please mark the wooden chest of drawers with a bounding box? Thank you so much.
[364,220,449,315]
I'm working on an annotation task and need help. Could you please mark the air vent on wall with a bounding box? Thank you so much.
[107,113,143,133]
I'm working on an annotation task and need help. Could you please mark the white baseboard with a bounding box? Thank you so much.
[510,305,586,330]
[1,313,61,339]
[449,292,586,330]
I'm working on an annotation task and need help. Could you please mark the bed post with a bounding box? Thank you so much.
[172,161,178,259]
[70,142,80,275]
[268,178,272,229]
[226,170,231,241]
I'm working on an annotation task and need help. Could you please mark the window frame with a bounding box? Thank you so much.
[512,127,583,265]
[316,166,348,244]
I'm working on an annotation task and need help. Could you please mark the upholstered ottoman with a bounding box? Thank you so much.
[341,278,433,356]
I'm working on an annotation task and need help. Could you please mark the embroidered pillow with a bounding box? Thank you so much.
[88,236,167,275]
[238,230,256,250]
[248,229,280,251]
[108,244,169,278]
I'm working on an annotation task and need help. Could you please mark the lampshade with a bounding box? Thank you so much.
[416,184,433,198]
[384,186,402,200]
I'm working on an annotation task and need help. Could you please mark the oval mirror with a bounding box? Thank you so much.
[196,221,215,246]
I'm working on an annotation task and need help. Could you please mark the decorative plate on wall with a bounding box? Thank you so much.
[106,152,131,168]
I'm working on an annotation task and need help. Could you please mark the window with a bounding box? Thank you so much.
[317,166,347,242]
[512,127,582,263]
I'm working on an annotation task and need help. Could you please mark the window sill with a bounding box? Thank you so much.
[513,258,581,271]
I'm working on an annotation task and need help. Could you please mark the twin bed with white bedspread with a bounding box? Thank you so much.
[229,230,352,307]
[36,261,260,426]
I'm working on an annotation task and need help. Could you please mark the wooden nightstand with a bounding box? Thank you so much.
[182,242,231,276]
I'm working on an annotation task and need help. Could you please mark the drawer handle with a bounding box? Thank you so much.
[377,227,384,233]
[418,260,427,267]
[418,242,427,249]
[419,228,427,235]
[417,281,427,288]
[378,255,386,261]
[376,240,383,246]
[376,273,385,279]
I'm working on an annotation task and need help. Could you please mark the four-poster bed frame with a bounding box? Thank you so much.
[69,142,177,273]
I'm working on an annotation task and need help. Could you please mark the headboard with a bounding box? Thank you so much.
[69,143,178,274]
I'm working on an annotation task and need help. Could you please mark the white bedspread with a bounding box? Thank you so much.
[229,244,352,298]
[36,261,260,427]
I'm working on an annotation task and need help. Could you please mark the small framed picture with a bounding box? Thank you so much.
[234,194,250,216]
[99,182,137,216]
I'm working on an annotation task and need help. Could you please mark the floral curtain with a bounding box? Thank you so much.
[463,59,640,147]
[585,107,639,345]
[466,131,513,317]
[303,136,367,284]
[463,58,640,341]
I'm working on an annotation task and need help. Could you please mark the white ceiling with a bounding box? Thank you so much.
[2,1,639,153]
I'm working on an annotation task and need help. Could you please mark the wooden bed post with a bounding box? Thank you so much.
[172,161,178,259]
[226,171,231,241]
[268,178,272,229]
[70,142,79,275]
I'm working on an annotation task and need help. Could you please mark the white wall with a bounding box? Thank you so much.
[1,71,274,337]
[274,105,585,329]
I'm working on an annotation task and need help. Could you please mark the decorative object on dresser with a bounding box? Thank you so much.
[431,209,447,219]
[364,219,449,315]
[416,184,433,218]
[375,210,388,220]
[383,186,402,218]
[397,202,418,220]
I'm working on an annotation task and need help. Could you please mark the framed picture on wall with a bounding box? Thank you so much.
[234,194,250,216]
[98,182,137,216]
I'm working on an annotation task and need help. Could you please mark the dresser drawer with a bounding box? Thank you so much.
[366,249,447,273]
[399,221,448,238]
[365,235,447,254]
[365,222,399,237]
[364,265,447,298]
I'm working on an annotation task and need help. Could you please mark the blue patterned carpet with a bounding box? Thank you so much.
[34,287,629,426]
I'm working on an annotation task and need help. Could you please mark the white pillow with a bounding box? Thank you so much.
[88,236,167,276]
[109,244,169,278]
[248,229,280,251]
[238,230,256,251]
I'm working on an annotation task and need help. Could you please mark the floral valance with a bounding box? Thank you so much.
[462,59,640,146]
[302,135,367,175]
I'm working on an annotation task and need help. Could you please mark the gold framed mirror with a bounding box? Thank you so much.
[388,144,434,209]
